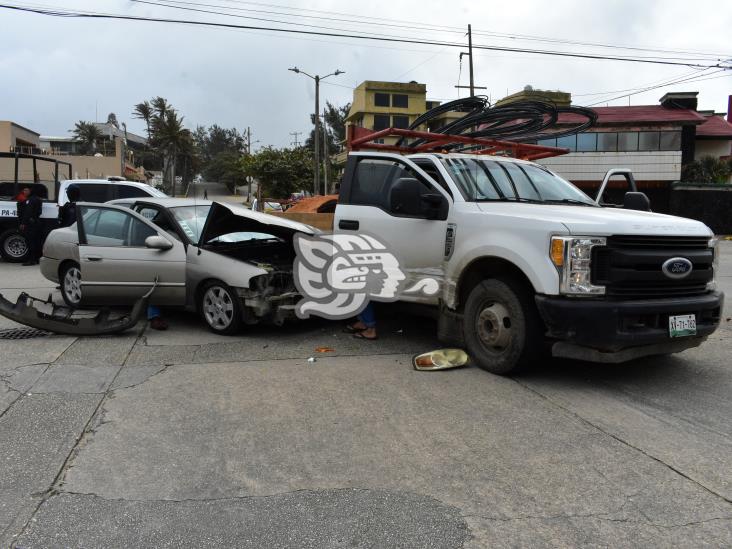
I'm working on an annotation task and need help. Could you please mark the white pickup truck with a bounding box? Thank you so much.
[334,151,723,374]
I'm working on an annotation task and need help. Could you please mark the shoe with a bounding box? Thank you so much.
[150,317,169,330]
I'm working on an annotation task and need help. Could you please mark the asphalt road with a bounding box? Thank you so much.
[0,243,731,548]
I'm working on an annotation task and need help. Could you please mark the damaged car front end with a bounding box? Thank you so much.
[11,198,317,335]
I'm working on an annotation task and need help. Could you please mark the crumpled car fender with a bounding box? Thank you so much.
[0,284,155,336]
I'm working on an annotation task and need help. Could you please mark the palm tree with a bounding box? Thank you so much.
[70,121,103,155]
[151,109,192,195]
[132,101,153,139]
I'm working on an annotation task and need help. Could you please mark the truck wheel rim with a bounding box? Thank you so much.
[476,302,512,351]
[203,286,234,329]
[63,267,82,305]
[4,235,27,258]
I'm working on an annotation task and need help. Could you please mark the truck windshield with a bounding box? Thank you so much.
[441,158,596,206]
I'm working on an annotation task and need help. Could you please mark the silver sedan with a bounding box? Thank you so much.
[40,198,315,334]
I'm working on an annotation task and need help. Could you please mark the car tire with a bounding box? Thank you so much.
[463,277,544,376]
[0,229,29,263]
[199,281,243,335]
[60,262,83,308]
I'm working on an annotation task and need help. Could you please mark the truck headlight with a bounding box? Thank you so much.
[708,237,719,291]
[550,236,607,295]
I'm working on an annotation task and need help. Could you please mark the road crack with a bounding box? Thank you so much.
[513,379,732,507]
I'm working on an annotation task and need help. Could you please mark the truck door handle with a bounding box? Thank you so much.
[338,219,359,231]
[84,255,102,262]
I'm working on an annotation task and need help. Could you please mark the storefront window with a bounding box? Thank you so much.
[659,131,681,150]
[638,132,660,150]
[597,133,618,152]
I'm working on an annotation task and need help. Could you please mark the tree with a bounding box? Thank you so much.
[132,101,153,138]
[70,121,103,155]
[149,107,193,196]
[205,151,247,193]
[681,156,732,184]
[242,147,314,202]
[305,101,351,155]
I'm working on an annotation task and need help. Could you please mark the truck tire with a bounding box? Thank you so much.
[0,229,29,263]
[199,281,243,335]
[60,262,83,308]
[463,277,544,375]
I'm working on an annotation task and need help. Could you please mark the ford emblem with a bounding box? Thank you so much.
[661,257,693,279]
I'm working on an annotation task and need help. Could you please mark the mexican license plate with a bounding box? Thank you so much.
[669,314,696,338]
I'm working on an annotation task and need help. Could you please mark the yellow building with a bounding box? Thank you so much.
[346,81,427,141]
[344,80,469,152]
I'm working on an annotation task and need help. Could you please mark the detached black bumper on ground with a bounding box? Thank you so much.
[535,291,724,361]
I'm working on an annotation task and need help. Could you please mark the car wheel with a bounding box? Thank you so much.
[0,229,29,263]
[199,281,243,335]
[463,277,544,375]
[60,262,83,308]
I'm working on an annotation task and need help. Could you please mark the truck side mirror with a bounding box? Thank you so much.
[390,177,423,216]
[623,192,651,212]
[421,193,448,220]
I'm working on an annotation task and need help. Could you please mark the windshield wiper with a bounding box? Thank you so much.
[543,198,596,207]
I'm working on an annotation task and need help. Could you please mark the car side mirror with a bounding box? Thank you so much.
[145,235,173,250]
[623,192,651,212]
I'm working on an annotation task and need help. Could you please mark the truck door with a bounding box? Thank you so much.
[335,154,451,293]
[76,204,186,305]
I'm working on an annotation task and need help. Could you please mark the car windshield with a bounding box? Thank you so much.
[170,205,211,243]
[441,158,597,206]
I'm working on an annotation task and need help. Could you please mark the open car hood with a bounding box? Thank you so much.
[199,202,317,246]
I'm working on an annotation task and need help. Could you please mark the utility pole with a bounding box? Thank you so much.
[246,126,252,202]
[288,67,344,195]
[322,109,330,194]
[290,131,302,147]
[455,24,487,97]
[468,24,475,97]
[314,75,320,195]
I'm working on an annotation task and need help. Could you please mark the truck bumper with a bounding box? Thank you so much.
[534,291,724,362]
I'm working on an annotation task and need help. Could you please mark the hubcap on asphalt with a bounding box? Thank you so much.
[5,235,27,258]
[203,286,234,329]
[476,302,512,351]
[63,268,82,305]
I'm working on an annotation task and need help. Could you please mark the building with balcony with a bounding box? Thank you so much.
[0,120,149,182]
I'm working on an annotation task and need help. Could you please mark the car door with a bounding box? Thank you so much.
[335,154,451,300]
[75,203,187,305]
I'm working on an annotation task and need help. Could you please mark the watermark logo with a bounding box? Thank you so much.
[293,233,439,320]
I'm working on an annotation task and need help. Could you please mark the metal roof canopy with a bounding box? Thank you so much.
[346,125,569,161]
[0,152,73,196]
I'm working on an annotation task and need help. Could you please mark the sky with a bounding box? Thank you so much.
[1,0,731,148]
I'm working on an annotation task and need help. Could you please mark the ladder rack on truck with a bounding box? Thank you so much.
[346,125,570,161]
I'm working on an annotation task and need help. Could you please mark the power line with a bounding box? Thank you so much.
[200,0,732,59]
[3,3,730,70]
[130,0,729,62]
[587,68,729,106]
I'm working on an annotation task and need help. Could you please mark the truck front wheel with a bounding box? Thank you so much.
[463,278,544,375]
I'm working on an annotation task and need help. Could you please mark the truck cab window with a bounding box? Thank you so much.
[350,158,434,211]
[413,160,453,198]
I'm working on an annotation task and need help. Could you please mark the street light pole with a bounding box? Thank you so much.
[314,74,320,195]
[288,66,344,195]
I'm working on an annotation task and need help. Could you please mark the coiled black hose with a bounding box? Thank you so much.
[396,98,597,151]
